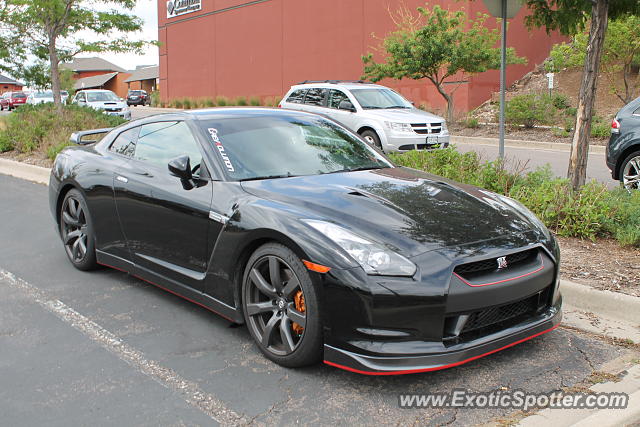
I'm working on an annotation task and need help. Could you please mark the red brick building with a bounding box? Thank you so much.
[0,74,24,93]
[157,0,564,114]
[61,57,132,98]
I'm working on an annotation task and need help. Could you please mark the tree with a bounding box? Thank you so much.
[546,14,640,105]
[17,60,77,95]
[0,0,148,111]
[361,5,525,122]
[523,0,640,190]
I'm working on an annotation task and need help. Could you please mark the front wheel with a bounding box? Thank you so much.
[359,129,383,152]
[242,243,322,368]
[60,189,98,270]
[619,151,640,190]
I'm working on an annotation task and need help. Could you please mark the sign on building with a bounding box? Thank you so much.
[166,0,201,18]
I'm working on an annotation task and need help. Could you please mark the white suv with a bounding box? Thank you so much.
[279,81,449,152]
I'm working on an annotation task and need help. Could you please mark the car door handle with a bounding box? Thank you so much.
[116,175,128,183]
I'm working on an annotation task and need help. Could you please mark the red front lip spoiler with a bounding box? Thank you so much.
[323,324,559,375]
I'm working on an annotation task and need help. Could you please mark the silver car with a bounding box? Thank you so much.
[72,89,131,120]
[279,81,449,152]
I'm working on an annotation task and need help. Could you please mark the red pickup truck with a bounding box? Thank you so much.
[0,91,27,111]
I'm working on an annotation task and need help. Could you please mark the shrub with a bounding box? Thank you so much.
[463,117,480,128]
[552,127,571,138]
[182,98,192,109]
[505,93,554,128]
[550,92,571,110]
[590,116,611,138]
[249,96,261,106]
[390,147,639,245]
[203,97,215,107]
[150,91,161,107]
[235,96,248,106]
[216,96,228,107]
[0,104,125,160]
[171,98,184,109]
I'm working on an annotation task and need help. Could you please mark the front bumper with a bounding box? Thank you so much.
[320,240,562,375]
[383,133,450,152]
[324,301,561,375]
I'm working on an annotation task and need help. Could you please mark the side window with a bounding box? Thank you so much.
[134,121,203,172]
[77,93,85,102]
[634,107,640,115]
[303,88,327,106]
[328,90,350,109]
[286,89,307,104]
[109,127,139,157]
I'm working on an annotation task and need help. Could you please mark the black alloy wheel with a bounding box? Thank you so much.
[242,243,322,367]
[60,189,97,270]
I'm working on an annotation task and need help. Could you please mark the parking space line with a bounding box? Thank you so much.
[0,268,247,426]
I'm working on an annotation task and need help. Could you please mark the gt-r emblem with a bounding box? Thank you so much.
[497,256,508,269]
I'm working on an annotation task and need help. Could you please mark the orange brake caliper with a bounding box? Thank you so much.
[291,290,306,335]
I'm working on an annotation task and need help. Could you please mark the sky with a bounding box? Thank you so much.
[87,0,159,71]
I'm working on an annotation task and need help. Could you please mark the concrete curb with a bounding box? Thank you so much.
[450,135,607,154]
[0,158,50,185]
[560,279,640,324]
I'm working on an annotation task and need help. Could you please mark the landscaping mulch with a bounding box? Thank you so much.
[559,236,640,297]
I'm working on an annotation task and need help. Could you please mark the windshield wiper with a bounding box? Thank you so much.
[328,166,386,174]
[385,105,411,109]
[239,173,297,182]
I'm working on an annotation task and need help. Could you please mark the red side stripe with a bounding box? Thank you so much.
[323,324,559,375]
[98,261,235,323]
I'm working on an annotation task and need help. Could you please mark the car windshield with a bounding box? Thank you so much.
[129,91,144,95]
[35,92,53,98]
[86,91,119,102]
[350,88,412,109]
[198,114,392,181]
[13,92,26,99]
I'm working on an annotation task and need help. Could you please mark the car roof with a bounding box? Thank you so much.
[121,107,324,125]
[289,82,387,91]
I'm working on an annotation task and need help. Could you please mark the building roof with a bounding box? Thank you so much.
[124,66,159,83]
[74,72,118,90]
[61,57,127,73]
[0,73,24,86]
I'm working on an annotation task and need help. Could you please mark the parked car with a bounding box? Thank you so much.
[27,91,55,105]
[279,80,450,153]
[72,89,131,120]
[126,89,149,106]
[49,108,561,374]
[61,90,69,104]
[0,91,28,110]
[607,96,640,190]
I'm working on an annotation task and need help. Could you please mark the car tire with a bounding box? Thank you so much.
[360,129,383,152]
[619,150,640,190]
[242,243,323,368]
[60,189,98,271]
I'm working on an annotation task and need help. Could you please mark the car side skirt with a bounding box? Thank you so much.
[96,250,243,323]
[323,306,561,375]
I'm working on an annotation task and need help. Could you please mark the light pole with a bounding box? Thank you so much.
[482,0,523,159]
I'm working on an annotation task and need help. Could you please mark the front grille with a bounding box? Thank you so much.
[444,286,551,343]
[411,123,442,135]
[105,108,122,112]
[454,248,538,277]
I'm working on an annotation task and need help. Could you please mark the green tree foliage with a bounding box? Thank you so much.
[361,5,525,122]
[520,0,640,190]
[546,14,640,104]
[0,0,150,110]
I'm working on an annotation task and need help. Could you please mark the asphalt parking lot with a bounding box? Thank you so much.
[0,173,634,426]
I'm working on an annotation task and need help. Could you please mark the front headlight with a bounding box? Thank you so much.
[302,220,416,276]
[384,121,413,132]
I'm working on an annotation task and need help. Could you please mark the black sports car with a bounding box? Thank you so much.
[49,108,562,375]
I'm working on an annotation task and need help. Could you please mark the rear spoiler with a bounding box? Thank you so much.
[69,128,113,145]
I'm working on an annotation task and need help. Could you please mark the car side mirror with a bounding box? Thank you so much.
[338,100,356,112]
[168,155,193,181]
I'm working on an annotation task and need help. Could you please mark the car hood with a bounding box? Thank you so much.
[240,167,541,257]
[360,108,444,124]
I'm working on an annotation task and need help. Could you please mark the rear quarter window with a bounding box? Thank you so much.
[286,89,307,104]
[303,88,327,106]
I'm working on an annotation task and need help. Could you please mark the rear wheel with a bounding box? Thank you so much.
[360,129,383,151]
[242,243,322,368]
[60,189,97,270]
[620,151,640,190]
